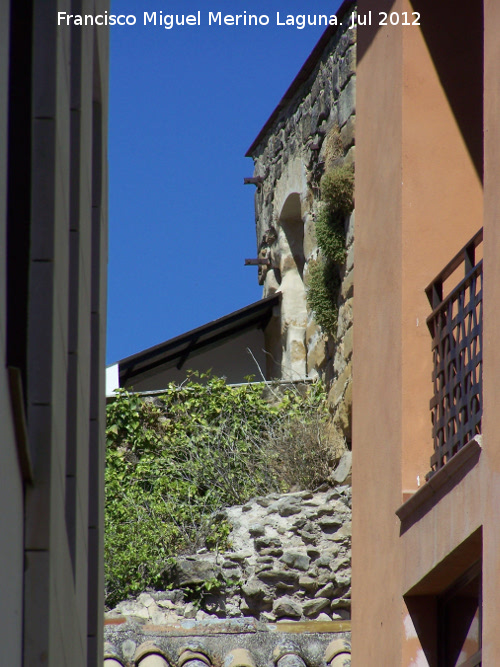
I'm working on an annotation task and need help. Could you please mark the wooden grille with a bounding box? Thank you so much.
[426,230,483,477]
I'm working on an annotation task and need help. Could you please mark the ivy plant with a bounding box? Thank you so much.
[105,374,329,607]
[307,164,354,334]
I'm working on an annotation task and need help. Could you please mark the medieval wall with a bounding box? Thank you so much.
[246,4,356,446]
[105,484,352,666]
[106,483,351,626]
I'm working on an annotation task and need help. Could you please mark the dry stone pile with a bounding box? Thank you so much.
[106,485,351,625]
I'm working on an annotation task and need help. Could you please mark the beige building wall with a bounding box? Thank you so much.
[0,2,109,665]
[353,0,489,663]
[123,329,270,391]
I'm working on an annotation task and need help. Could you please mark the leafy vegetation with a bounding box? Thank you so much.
[321,164,355,221]
[306,258,341,334]
[307,164,354,334]
[105,374,330,607]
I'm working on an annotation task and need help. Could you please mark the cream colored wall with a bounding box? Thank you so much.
[126,329,271,390]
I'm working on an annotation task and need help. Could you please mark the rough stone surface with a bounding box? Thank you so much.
[105,19,358,663]
[273,596,302,619]
[173,556,221,587]
[106,486,351,624]
[332,451,352,485]
[104,618,351,667]
[247,7,356,418]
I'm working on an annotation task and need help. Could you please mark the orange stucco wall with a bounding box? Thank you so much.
[353,0,486,663]
[352,1,404,663]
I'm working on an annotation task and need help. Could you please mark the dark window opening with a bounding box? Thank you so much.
[438,561,482,667]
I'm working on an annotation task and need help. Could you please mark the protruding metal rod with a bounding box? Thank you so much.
[245,258,270,266]
[244,176,264,186]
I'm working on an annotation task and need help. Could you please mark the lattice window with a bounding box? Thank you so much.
[426,230,483,477]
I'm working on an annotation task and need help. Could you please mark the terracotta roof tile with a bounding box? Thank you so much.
[104,617,351,667]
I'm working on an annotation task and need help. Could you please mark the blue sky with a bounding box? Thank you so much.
[107,1,344,363]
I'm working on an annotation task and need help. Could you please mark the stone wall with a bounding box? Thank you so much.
[105,485,352,665]
[246,4,356,446]
[106,484,351,625]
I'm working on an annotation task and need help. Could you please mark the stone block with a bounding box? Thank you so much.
[318,517,343,532]
[303,216,318,260]
[318,90,330,124]
[315,583,336,599]
[227,550,252,562]
[298,575,319,592]
[255,536,282,551]
[335,570,351,587]
[337,298,353,337]
[183,603,198,619]
[311,77,321,102]
[249,523,266,538]
[344,145,355,168]
[173,556,220,587]
[259,548,284,558]
[339,46,356,89]
[333,450,352,485]
[137,593,155,608]
[344,378,352,412]
[277,496,302,517]
[303,597,330,617]
[343,326,353,362]
[273,596,302,619]
[340,115,355,153]
[305,319,320,346]
[340,270,354,300]
[307,337,327,375]
[336,522,352,539]
[328,363,352,408]
[338,78,356,128]
[332,557,351,571]
[257,569,299,586]
[331,63,340,98]
[333,395,352,440]
[280,551,311,571]
[300,531,318,545]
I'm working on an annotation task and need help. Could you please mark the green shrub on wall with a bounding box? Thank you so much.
[105,375,329,607]
[321,164,355,220]
[307,164,354,334]
[315,203,346,264]
[307,259,341,334]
